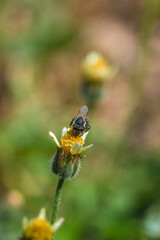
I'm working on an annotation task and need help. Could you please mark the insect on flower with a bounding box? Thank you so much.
[49,105,93,179]
[70,105,90,136]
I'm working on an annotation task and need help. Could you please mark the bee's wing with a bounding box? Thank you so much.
[78,105,88,116]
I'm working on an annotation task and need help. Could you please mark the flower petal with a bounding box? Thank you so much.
[38,208,46,219]
[61,127,69,136]
[82,131,89,142]
[22,217,28,230]
[52,217,64,232]
[71,142,83,155]
[79,144,93,154]
[49,131,60,148]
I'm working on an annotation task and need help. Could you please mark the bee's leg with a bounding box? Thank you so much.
[70,117,75,126]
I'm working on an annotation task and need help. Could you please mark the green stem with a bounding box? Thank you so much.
[51,177,65,224]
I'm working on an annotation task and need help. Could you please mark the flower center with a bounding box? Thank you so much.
[93,58,108,71]
[82,56,109,82]
[24,219,53,240]
[60,129,83,151]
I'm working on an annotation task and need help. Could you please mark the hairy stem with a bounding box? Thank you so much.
[51,177,65,224]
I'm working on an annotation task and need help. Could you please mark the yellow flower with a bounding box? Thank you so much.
[49,127,92,157]
[49,124,93,179]
[21,208,64,240]
[82,52,116,83]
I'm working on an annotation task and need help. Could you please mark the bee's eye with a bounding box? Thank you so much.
[75,117,84,125]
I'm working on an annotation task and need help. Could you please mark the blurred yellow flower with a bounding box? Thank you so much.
[21,208,64,240]
[82,52,116,83]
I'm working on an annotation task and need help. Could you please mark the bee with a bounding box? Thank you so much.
[70,105,90,136]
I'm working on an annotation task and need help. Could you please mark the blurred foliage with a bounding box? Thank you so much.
[0,0,160,240]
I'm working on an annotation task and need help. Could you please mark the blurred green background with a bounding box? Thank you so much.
[0,0,160,239]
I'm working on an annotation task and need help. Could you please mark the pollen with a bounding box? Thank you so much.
[60,129,83,151]
[23,219,53,240]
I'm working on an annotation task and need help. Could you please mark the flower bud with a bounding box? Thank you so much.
[52,151,81,179]
[81,52,117,104]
